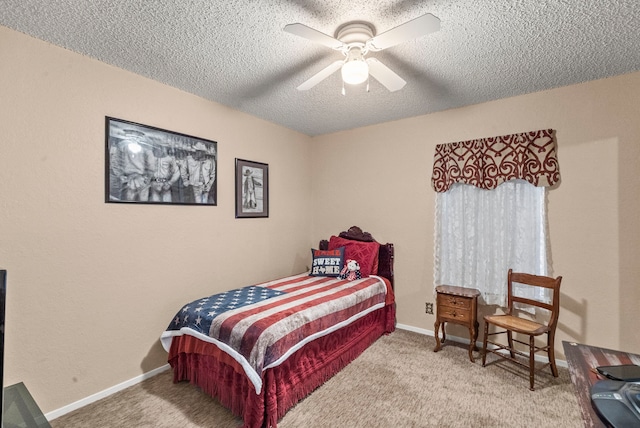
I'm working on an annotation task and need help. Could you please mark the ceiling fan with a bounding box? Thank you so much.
[283,13,440,93]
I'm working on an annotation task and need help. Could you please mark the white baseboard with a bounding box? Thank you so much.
[45,364,170,421]
[395,323,567,368]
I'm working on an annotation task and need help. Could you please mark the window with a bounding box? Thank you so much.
[434,180,549,306]
[430,129,559,306]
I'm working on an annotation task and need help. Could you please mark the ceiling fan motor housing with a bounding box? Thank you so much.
[336,22,375,51]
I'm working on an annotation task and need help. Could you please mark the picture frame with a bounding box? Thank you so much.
[105,117,217,205]
[235,158,269,218]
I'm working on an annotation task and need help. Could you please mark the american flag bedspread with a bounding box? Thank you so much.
[161,272,391,394]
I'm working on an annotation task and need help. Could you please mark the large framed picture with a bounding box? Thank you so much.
[235,158,269,218]
[105,117,217,205]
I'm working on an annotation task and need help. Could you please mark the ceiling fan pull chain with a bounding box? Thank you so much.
[341,80,346,96]
[366,76,370,92]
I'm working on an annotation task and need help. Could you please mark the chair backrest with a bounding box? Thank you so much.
[507,269,562,327]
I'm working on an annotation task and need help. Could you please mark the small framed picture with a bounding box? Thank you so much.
[235,158,269,218]
[105,117,217,205]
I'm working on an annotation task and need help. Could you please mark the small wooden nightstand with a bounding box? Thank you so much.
[433,285,481,362]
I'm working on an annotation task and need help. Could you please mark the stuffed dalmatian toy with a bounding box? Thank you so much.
[339,259,362,281]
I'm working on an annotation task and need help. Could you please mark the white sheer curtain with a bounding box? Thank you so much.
[434,180,549,307]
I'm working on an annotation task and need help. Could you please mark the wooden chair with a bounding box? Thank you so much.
[481,269,562,390]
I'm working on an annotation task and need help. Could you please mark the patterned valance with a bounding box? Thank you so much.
[431,129,560,192]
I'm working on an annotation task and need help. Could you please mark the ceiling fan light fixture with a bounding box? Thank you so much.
[341,48,369,85]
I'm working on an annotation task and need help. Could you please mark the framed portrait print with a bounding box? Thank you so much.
[105,117,217,206]
[235,158,269,218]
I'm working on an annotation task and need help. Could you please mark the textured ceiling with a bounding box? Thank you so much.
[2,0,639,136]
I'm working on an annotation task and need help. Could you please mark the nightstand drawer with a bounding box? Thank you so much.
[437,293,472,310]
[438,305,471,323]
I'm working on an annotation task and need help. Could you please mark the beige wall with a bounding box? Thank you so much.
[311,72,640,356]
[2,24,640,417]
[0,27,313,413]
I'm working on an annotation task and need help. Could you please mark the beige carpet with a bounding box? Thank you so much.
[50,329,582,427]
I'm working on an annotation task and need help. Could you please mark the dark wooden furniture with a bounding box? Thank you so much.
[481,269,562,390]
[563,341,640,427]
[433,285,480,362]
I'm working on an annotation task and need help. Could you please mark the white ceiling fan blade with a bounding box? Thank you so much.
[366,58,406,92]
[367,13,440,51]
[283,23,344,50]
[297,60,343,90]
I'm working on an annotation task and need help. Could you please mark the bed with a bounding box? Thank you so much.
[160,226,395,428]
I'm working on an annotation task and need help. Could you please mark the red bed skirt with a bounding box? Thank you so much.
[168,303,396,428]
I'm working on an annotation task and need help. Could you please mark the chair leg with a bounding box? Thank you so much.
[482,322,489,367]
[529,335,535,391]
[507,331,515,358]
[548,331,558,377]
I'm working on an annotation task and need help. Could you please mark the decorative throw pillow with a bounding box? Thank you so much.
[328,236,380,277]
[309,247,345,277]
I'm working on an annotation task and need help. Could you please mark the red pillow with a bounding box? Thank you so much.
[328,235,380,277]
